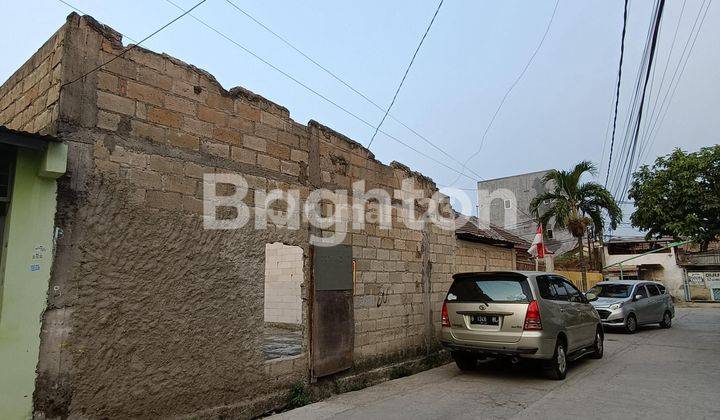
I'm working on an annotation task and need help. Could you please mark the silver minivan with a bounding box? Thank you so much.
[587,280,674,333]
[440,271,603,380]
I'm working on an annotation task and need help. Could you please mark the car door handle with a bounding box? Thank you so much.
[559,308,565,312]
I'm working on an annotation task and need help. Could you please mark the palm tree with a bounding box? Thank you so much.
[529,161,622,290]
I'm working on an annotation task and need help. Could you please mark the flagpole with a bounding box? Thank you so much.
[528,225,544,271]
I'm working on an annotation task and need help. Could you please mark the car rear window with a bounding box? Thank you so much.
[446,276,532,303]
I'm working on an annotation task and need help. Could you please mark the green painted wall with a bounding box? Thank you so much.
[0,149,60,420]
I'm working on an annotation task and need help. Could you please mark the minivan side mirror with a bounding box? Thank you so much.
[634,294,644,301]
[585,292,598,302]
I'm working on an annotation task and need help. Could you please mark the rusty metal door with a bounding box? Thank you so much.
[311,245,354,378]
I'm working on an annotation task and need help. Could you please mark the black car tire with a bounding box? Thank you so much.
[544,339,567,380]
[590,327,604,359]
[452,351,477,371]
[625,313,637,334]
[660,311,672,328]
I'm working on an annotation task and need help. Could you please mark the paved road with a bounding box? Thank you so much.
[272,308,720,420]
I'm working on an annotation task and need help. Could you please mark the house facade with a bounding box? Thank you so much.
[602,237,686,300]
[0,128,67,417]
[676,249,720,301]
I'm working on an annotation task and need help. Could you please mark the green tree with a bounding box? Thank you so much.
[530,161,622,290]
[629,146,720,251]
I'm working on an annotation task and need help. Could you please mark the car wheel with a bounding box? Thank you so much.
[544,339,567,380]
[452,351,477,371]
[659,311,672,328]
[590,327,604,359]
[625,314,637,334]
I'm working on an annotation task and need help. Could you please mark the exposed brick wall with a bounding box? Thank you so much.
[0,25,64,133]
[264,243,303,324]
[0,13,516,419]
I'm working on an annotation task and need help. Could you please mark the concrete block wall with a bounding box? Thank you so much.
[264,243,303,324]
[0,13,515,419]
[0,25,64,133]
[311,121,459,358]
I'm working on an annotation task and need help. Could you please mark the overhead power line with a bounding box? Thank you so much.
[619,0,666,197]
[449,0,560,186]
[220,0,483,179]
[55,0,550,226]
[608,0,659,198]
[638,0,713,164]
[612,0,666,202]
[638,0,687,157]
[610,0,710,198]
[367,0,444,148]
[604,0,630,187]
[58,0,481,183]
[599,71,620,182]
[158,0,480,181]
[60,0,207,88]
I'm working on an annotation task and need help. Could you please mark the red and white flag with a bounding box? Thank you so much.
[528,225,545,258]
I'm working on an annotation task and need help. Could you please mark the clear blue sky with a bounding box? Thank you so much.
[2,0,718,236]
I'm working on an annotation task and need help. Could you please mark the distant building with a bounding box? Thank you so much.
[602,236,686,300]
[477,170,575,255]
[676,247,720,302]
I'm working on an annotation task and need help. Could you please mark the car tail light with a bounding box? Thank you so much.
[524,300,542,330]
[441,301,451,327]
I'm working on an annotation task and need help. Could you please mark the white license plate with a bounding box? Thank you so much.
[470,315,499,325]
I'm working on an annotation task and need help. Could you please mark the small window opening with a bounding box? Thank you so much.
[263,243,303,360]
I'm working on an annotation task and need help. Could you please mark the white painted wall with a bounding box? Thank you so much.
[264,243,303,324]
[603,247,686,300]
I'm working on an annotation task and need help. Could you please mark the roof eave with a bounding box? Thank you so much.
[0,126,61,151]
[456,232,515,248]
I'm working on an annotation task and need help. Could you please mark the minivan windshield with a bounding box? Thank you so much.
[447,277,531,303]
[588,284,632,298]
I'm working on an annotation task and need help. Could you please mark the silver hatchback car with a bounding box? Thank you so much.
[587,280,674,333]
[440,271,603,380]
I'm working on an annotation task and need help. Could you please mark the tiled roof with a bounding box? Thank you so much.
[455,215,530,247]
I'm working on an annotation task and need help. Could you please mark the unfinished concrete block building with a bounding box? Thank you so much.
[0,14,521,419]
